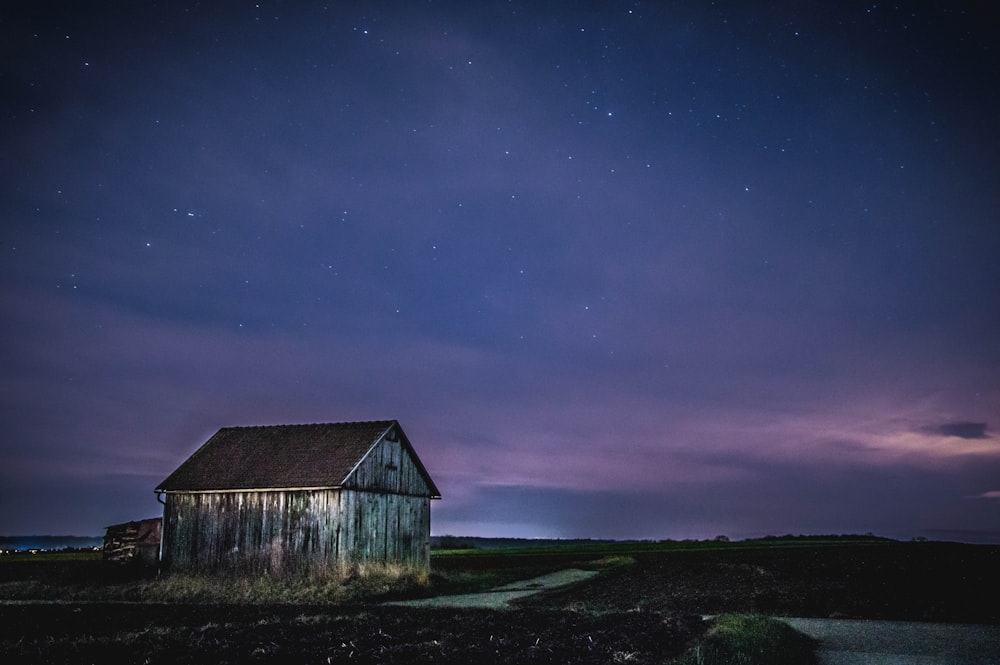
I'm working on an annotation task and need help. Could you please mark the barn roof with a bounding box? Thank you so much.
[155,420,440,497]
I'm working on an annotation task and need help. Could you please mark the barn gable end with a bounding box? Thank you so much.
[342,422,436,496]
[155,420,439,575]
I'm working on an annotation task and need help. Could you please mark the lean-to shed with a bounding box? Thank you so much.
[103,517,162,567]
[155,420,440,575]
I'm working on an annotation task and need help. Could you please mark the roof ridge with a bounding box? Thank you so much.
[220,419,396,429]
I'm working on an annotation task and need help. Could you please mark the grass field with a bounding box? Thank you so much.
[0,550,101,563]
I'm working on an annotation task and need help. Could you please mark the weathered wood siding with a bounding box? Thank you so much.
[103,518,162,567]
[160,433,434,574]
[344,432,432,496]
[161,489,430,574]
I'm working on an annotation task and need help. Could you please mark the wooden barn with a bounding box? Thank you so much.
[155,420,440,575]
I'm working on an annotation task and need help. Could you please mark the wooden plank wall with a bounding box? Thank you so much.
[103,518,162,566]
[161,488,430,574]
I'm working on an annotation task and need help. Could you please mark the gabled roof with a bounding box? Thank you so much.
[155,420,439,497]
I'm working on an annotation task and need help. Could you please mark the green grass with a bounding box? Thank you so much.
[668,614,817,665]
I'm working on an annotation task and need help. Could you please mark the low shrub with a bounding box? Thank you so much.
[669,614,817,665]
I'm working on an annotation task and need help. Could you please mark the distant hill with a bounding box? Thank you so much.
[0,535,103,551]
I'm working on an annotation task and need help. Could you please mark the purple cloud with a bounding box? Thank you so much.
[926,422,989,440]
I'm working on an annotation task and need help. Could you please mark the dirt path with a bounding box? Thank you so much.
[781,617,1000,665]
[384,568,600,609]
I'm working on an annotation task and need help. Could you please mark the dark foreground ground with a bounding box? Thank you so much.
[510,540,1000,623]
[1,603,697,665]
[1,540,997,664]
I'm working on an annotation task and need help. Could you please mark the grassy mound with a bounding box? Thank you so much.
[670,614,817,665]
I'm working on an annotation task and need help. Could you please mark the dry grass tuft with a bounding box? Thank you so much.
[590,555,637,569]
[132,561,430,604]
[0,560,430,604]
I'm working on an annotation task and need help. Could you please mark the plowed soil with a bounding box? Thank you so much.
[1,603,700,664]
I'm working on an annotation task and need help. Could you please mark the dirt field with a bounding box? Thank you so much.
[1,540,996,663]
[0,603,699,664]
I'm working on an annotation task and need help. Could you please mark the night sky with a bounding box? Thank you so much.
[3,1,999,542]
